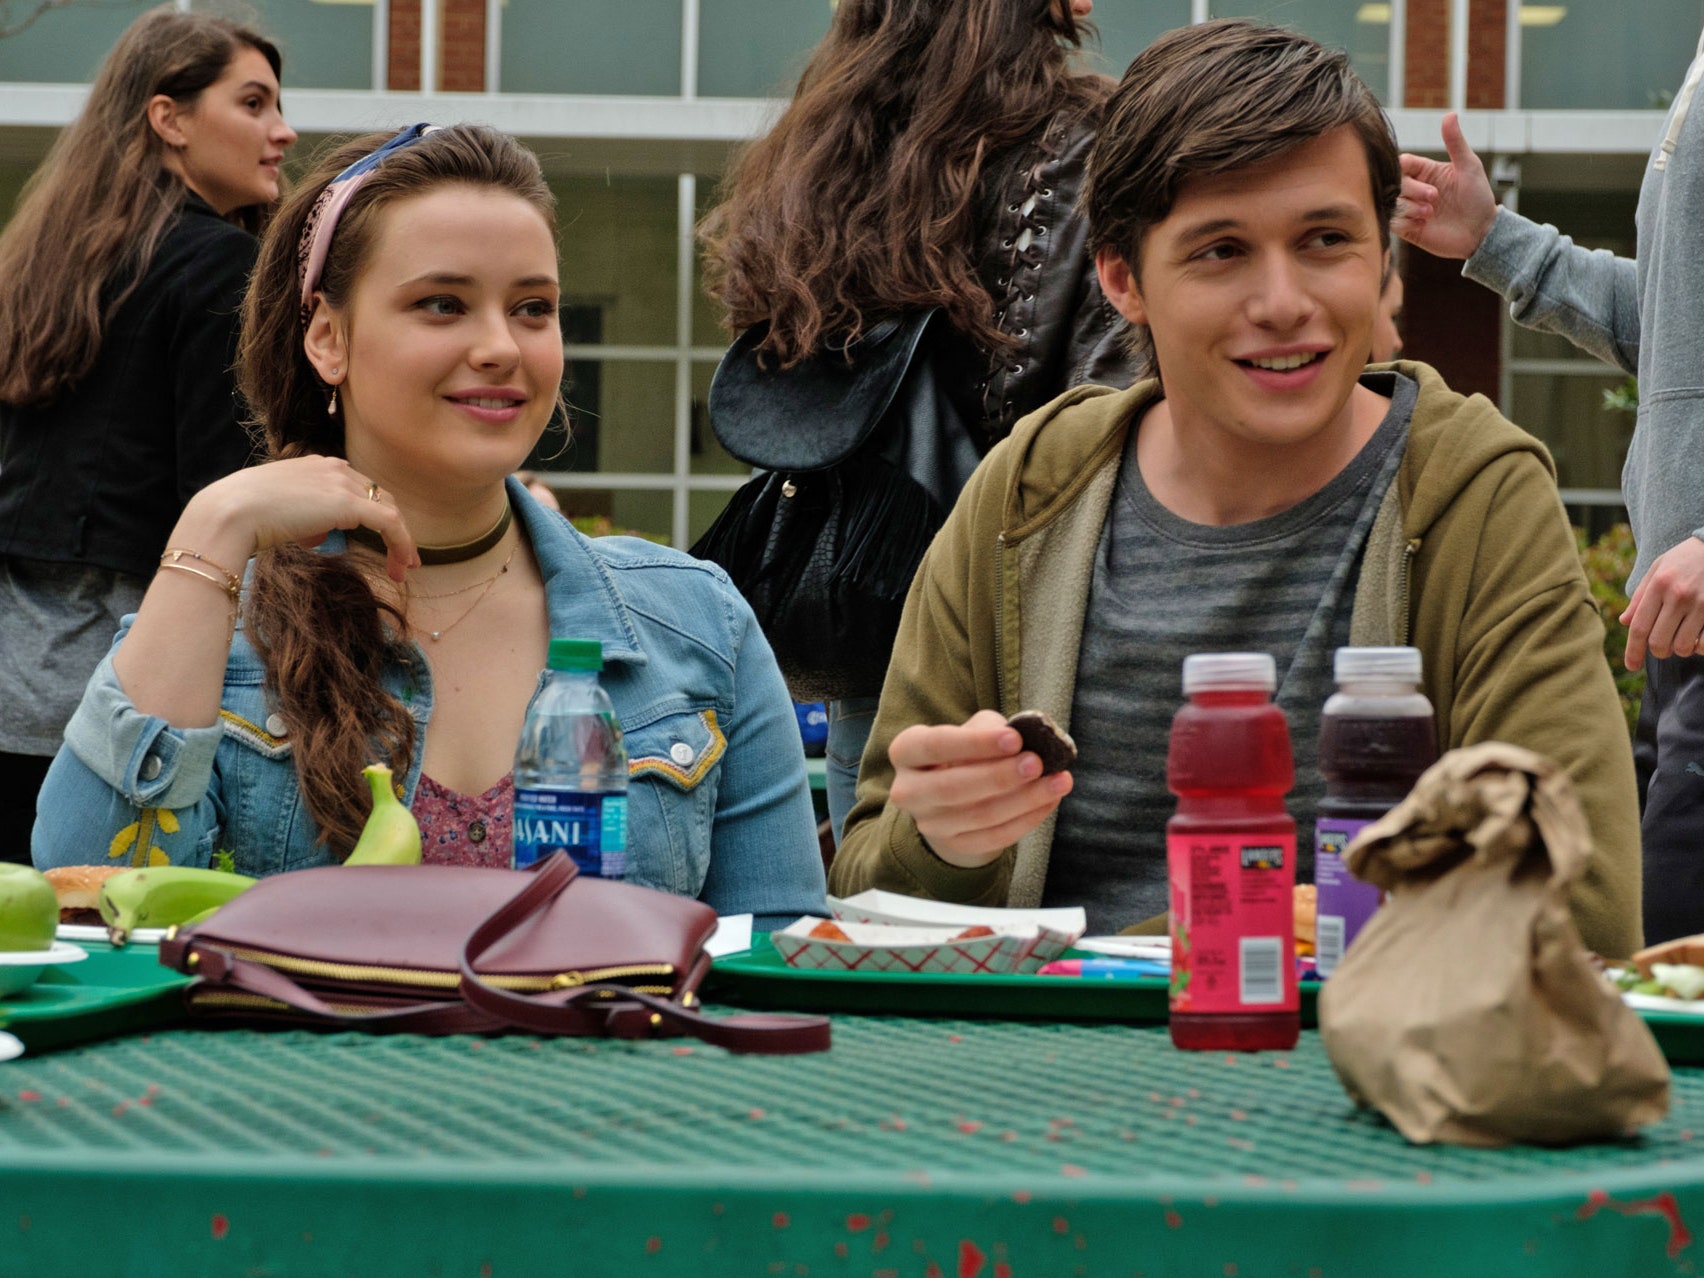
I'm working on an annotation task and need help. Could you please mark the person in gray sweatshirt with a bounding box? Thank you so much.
[1394,45,1704,943]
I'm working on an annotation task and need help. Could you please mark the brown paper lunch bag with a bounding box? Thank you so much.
[1317,742,1669,1146]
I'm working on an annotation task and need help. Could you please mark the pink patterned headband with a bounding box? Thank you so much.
[297,123,437,326]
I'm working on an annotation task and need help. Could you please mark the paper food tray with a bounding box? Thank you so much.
[773,918,1045,975]
[827,890,1084,968]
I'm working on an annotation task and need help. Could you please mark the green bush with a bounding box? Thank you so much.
[1575,522,1644,734]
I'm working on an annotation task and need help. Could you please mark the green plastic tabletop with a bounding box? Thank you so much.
[2,1014,1703,1277]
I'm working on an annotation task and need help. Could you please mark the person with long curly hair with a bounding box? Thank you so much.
[699,0,1140,846]
[0,7,297,849]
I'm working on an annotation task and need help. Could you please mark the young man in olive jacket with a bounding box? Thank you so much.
[830,20,1642,959]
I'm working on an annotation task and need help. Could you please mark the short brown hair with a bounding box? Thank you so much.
[1084,20,1400,274]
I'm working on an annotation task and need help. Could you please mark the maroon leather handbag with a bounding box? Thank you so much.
[158,852,829,1054]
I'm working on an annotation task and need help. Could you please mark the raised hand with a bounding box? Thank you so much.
[184,455,419,583]
[1392,112,1500,261]
[887,709,1073,867]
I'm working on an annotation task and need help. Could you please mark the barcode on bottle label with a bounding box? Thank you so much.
[1239,936,1283,1005]
[1316,915,1345,977]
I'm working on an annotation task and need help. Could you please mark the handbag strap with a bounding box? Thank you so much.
[457,856,831,1055]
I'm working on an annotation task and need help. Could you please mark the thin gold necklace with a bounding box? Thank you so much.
[409,542,517,641]
[407,542,518,601]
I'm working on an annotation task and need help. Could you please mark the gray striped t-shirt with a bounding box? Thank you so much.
[1043,372,1416,931]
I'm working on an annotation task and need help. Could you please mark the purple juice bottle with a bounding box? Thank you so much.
[1313,646,1436,976]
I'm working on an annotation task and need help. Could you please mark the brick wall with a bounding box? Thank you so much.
[442,0,486,93]
[1404,0,1507,109]
[387,0,419,91]
[386,0,487,92]
[1400,0,1507,399]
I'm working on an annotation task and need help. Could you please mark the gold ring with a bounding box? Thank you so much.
[365,482,381,502]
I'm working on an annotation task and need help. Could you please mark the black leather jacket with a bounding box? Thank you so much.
[939,111,1143,445]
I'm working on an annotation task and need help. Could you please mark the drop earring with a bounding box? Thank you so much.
[327,369,340,417]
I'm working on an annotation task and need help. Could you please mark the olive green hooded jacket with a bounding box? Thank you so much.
[830,362,1642,959]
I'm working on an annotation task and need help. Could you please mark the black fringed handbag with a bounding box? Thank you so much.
[689,310,984,704]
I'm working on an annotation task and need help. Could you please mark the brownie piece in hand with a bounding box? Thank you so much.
[1006,709,1078,775]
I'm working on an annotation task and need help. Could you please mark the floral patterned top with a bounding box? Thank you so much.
[412,772,514,868]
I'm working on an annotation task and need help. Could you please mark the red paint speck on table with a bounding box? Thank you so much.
[210,1214,229,1241]
[957,1239,986,1278]
[1577,1189,1695,1258]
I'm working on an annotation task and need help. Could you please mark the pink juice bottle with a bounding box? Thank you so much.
[1166,653,1299,1051]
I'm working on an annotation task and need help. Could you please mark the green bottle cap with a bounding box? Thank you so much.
[547,638,603,672]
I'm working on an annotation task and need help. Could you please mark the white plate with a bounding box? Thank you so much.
[829,890,1085,933]
[56,923,167,946]
[1624,991,1704,1016]
[1074,935,1173,960]
[0,1032,22,1063]
[0,940,87,997]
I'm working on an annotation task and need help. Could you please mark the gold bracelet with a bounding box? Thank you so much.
[160,547,241,595]
[157,555,241,625]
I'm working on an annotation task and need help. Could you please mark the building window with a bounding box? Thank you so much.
[1501,188,1637,535]
[218,0,377,91]
[1206,1,1394,102]
[697,0,832,98]
[498,0,682,96]
[0,0,152,83]
[1518,1,1702,109]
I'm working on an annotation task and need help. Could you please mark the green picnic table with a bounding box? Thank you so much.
[1,940,1702,1278]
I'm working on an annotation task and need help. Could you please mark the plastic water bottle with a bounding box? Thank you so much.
[1166,652,1299,1052]
[1314,646,1436,976]
[512,638,629,877]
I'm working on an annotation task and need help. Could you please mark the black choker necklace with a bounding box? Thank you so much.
[348,500,513,565]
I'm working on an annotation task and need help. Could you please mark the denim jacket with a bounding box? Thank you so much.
[32,480,827,930]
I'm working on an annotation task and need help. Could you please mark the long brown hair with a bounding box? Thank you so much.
[238,124,556,856]
[0,6,283,406]
[700,0,1106,366]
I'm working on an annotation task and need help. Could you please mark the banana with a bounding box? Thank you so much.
[344,763,423,866]
[99,865,256,946]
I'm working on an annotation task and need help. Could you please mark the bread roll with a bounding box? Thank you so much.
[42,865,125,923]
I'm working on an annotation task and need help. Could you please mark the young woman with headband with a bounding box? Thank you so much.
[32,124,827,929]
[0,8,297,850]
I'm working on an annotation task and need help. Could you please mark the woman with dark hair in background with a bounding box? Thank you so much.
[699,0,1140,848]
[0,7,296,849]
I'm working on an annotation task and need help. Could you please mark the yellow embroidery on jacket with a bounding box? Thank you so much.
[219,708,286,749]
[628,710,726,787]
[109,807,180,866]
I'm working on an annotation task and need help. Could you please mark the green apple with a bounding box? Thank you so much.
[0,864,57,952]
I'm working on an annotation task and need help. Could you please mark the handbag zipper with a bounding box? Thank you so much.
[195,945,677,994]
[190,990,393,1016]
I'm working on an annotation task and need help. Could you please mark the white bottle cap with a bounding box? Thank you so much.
[1181,652,1276,695]
[1333,645,1423,684]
